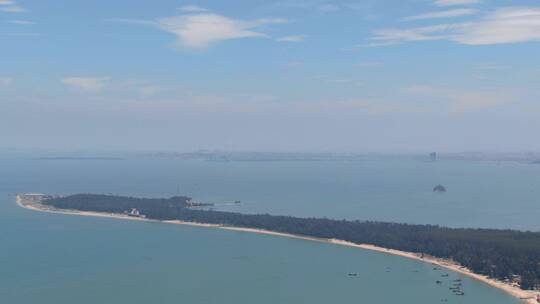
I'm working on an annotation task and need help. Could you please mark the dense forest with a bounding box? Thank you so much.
[43,194,540,290]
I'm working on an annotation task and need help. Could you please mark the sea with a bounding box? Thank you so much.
[3,154,539,304]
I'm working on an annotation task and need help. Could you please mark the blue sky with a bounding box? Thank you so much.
[1,0,540,153]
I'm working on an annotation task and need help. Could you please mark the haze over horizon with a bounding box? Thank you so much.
[2,0,540,152]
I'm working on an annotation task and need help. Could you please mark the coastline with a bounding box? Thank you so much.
[16,194,537,304]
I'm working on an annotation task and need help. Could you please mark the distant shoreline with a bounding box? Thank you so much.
[16,194,538,304]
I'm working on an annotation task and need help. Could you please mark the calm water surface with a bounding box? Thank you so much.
[3,156,536,304]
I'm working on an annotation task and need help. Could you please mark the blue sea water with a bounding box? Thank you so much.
[2,155,537,303]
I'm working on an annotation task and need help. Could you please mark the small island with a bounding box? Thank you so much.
[433,185,447,192]
[16,193,540,303]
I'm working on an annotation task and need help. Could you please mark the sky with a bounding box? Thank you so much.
[1,0,540,153]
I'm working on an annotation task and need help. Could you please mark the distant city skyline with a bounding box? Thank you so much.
[1,0,540,152]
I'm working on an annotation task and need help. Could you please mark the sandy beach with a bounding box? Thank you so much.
[16,194,538,304]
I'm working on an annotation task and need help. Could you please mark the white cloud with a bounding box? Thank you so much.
[157,13,287,48]
[62,77,111,92]
[403,8,477,21]
[277,34,307,42]
[7,19,34,25]
[0,77,12,87]
[179,5,208,13]
[0,0,25,13]
[453,7,540,45]
[434,0,481,6]
[367,7,540,46]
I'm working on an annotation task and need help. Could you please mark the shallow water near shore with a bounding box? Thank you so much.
[2,155,536,303]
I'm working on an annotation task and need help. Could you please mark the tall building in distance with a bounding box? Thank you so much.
[429,152,438,162]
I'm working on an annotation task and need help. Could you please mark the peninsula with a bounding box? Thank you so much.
[17,193,540,303]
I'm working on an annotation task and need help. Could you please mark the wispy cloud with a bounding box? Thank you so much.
[106,18,154,26]
[0,77,12,87]
[179,5,208,13]
[286,60,304,68]
[403,85,514,112]
[157,14,288,49]
[112,12,288,49]
[324,78,363,87]
[7,19,34,25]
[367,7,540,46]
[263,1,341,13]
[403,8,477,21]
[0,5,25,12]
[62,77,111,92]
[276,34,307,42]
[470,63,507,80]
[4,33,40,37]
[368,24,460,46]
[0,0,26,13]
[475,63,508,70]
[139,85,164,97]
[353,61,382,67]
[318,3,340,13]
[434,0,481,6]
[120,80,166,97]
[453,7,540,45]
[451,92,512,112]
[326,79,354,83]
[123,85,514,115]
[296,99,404,114]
